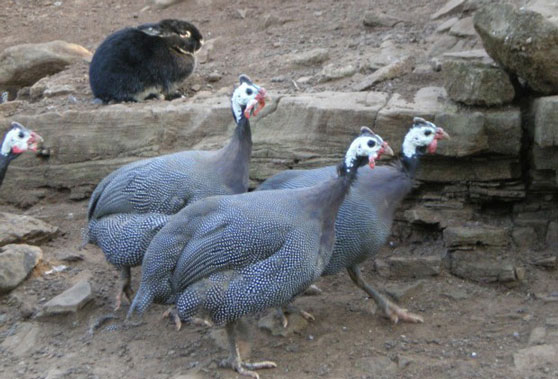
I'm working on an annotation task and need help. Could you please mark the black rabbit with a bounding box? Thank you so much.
[89,19,203,103]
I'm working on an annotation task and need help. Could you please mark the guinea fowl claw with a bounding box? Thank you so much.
[162,307,182,331]
[220,358,276,379]
[385,304,424,324]
[299,310,315,322]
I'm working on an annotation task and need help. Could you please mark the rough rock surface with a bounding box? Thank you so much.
[0,41,92,96]
[39,280,93,316]
[0,212,59,247]
[442,60,515,106]
[474,4,558,94]
[0,244,42,293]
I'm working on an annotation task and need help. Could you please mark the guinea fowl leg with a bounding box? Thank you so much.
[220,320,277,378]
[347,265,423,324]
[114,267,133,311]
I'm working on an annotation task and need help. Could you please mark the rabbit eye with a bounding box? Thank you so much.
[424,130,432,136]
[246,88,253,95]
[180,31,191,38]
[367,140,376,147]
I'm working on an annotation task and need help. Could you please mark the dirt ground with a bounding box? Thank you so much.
[1,0,558,378]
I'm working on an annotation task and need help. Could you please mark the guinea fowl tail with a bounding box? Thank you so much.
[79,220,95,250]
[127,285,154,320]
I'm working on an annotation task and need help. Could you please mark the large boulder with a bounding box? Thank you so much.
[442,60,515,106]
[473,4,558,95]
[0,212,59,247]
[0,41,92,96]
[0,244,42,293]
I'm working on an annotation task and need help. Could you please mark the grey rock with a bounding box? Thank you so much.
[376,256,441,278]
[449,17,477,37]
[441,49,494,64]
[354,356,397,376]
[263,14,281,29]
[442,60,515,106]
[524,0,558,25]
[444,225,510,248]
[354,56,414,91]
[442,287,469,301]
[434,112,488,157]
[363,12,401,27]
[529,327,547,345]
[428,35,459,58]
[450,251,518,283]
[474,4,558,94]
[318,64,356,83]
[0,212,59,247]
[206,72,222,83]
[513,344,558,372]
[404,206,473,228]
[290,48,329,66]
[0,244,42,293]
[431,0,465,20]
[436,17,459,33]
[39,280,92,316]
[547,318,558,328]
[0,322,40,356]
[512,227,538,249]
[484,109,522,156]
[0,41,92,94]
[366,40,416,71]
[532,96,558,148]
[547,221,558,249]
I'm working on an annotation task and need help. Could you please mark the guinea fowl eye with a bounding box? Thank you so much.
[367,140,376,147]
[246,88,253,95]
[18,132,25,138]
[424,130,432,136]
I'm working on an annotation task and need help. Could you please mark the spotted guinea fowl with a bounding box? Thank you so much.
[128,127,392,377]
[89,19,203,103]
[258,117,450,324]
[1,122,43,187]
[85,75,268,310]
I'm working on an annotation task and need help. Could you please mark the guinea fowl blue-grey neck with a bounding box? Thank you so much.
[257,117,450,324]
[84,75,268,309]
[0,122,42,187]
[128,127,392,377]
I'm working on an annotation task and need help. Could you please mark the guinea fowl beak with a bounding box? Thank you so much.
[382,142,394,157]
[244,87,270,119]
[436,127,450,140]
[28,131,44,152]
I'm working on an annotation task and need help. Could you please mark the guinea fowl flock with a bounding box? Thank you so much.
[1,18,452,379]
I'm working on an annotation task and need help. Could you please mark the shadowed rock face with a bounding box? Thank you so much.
[473,3,558,95]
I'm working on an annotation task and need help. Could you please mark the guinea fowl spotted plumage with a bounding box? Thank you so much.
[128,127,393,378]
[0,122,43,187]
[85,75,268,310]
[89,19,204,103]
[257,117,450,324]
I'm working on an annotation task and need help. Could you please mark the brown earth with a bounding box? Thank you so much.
[1,0,558,378]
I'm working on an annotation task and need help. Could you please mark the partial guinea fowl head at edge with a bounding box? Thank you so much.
[0,121,43,186]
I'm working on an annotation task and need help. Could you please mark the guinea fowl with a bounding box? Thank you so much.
[85,75,268,310]
[128,127,393,378]
[0,122,43,187]
[258,117,450,324]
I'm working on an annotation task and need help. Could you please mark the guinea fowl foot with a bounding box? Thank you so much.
[384,301,424,324]
[219,357,277,379]
[114,267,133,311]
[283,304,316,324]
[162,307,182,331]
[302,284,323,296]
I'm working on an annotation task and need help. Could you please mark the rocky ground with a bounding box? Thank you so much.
[1,0,558,378]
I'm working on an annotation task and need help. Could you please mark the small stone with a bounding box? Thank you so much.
[290,48,329,66]
[190,84,201,92]
[296,76,312,84]
[39,280,93,316]
[271,75,287,83]
[529,327,547,345]
[318,64,356,83]
[363,12,401,27]
[236,9,247,19]
[0,212,59,247]
[397,355,413,369]
[442,287,469,301]
[353,56,414,91]
[436,17,459,33]
[0,244,43,293]
[206,72,222,83]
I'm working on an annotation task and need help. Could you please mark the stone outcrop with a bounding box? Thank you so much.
[473,4,558,95]
[0,41,92,97]
[0,212,59,247]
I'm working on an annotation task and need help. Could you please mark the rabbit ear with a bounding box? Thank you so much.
[139,25,161,36]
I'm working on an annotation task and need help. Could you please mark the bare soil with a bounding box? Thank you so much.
[1,0,557,378]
